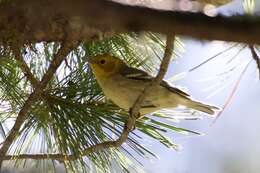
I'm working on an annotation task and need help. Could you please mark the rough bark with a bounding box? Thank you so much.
[0,0,260,45]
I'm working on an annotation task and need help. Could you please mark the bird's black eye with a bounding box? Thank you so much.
[100,59,106,64]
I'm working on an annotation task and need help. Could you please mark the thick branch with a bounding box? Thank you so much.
[249,45,260,78]
[1,34,175,161]
[1,0,260,44]
[0,41,77,165]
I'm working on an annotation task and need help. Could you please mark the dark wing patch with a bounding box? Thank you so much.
[120,65,153,81]
[141,104,157,108]
[161,81,190,98]
[120,65,190,98]
[141,100,156,108]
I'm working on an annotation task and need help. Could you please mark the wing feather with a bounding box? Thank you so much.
[119,65,190,98]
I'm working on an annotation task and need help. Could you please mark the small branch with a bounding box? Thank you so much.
[249,45,260,78]
[129,34,174,118]
[0,41,78,166]
[12,46,38,88]
[1,33,175,161]
[213,60,252,123]
[83,33,175,151]
[1,153,75,161]
[189,43,239,72]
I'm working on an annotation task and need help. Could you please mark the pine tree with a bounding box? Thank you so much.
[0,0,259,172]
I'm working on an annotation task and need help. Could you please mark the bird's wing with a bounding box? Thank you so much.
[160,81,190,98]
[120,65,190,98]
[119,65,153,81]
[119,65,156,108]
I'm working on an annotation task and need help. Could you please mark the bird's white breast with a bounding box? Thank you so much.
[95,74,180,115]
[98,75,143,110]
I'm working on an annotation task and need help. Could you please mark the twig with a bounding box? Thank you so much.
[212,60,252,124]
[0,41,77,167]
[1,33,175,161]
[249,45,260,78]
[189,43,239,72]
[12,46,38,88]
[1,153,77,161]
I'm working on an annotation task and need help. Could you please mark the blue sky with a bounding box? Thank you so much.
[141,1,260,172]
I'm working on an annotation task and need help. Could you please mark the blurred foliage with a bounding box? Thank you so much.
[197,0,233,6]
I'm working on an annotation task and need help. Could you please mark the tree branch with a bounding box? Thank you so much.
[12,46,39,87]
[1,33,175,161]
[1,0,260,44]
[249,45,260,78]
[0,41,78,166]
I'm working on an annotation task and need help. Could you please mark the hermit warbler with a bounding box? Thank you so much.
[88,54,219,116]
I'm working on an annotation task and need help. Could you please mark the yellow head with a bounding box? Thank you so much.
[88,54,124,78]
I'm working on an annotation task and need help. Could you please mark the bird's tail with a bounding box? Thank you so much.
[181,99,220,115]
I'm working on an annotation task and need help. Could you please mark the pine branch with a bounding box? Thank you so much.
[0,41,78,167]
[12,46,39,87]
[249,45,260,78]
[1,153,76,161]
[0,33,175,161]
[213,60,252,123]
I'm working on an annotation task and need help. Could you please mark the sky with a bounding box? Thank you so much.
[143,41,260,173]
[140,1,260,173]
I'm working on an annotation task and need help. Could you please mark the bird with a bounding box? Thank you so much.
[88,54,219,117]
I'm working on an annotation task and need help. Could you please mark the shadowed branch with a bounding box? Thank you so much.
[249,45,260,78]
[1,0,260,44]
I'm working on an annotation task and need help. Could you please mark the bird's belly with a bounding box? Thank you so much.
[139,89,179,115]
[104,86,136,110]
[101,79,142,110]
[99,77,180,115]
